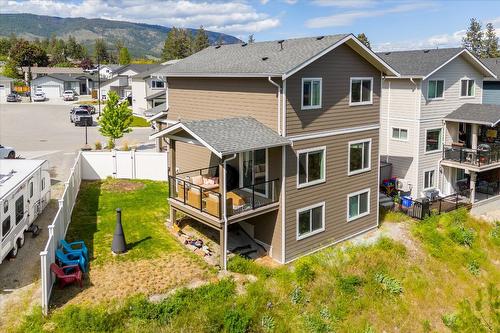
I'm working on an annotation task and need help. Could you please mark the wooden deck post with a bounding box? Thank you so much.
[169,140,177,227]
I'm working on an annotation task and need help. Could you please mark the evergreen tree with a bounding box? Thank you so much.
[66,35,86,60]
[248,34,255,43]
[98,91,133,148]
[162,27,192,61]
[482,23,499,58]
[118,47,131,65]
[357,33,371,49]
[193,26,210,53]
[50,39,67,65]
[94,38,110,63]
[462,18,483,57]
[0,38,11,58]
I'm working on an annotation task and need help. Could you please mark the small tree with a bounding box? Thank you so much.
[98,91,133,148]
[118,47,131,65]
[462,18,483,57]
[357,33,371,49]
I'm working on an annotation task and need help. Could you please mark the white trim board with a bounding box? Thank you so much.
[288,124,379,142]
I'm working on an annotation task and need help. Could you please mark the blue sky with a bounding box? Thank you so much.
[2,0,500,51]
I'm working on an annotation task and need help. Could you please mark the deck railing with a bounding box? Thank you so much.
[227,178,280,216]
[397,189,471,220]
[443,145,500,167]
[169,176,222,218]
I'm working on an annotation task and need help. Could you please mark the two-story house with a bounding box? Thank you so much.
[149,34,399,267]
[378,48,499,210]
[482,58,500,105]
[99,64,157,100]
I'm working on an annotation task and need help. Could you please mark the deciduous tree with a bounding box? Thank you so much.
[9,39,49,67]
[98,91,133,148]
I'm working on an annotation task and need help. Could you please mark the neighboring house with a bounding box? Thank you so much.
[149,34,399,267]
[0,75,14,101]
[482,58,500,105]
[99,64,157,100]
[20,66,85,80]
[97,64,122,80]
[30,74,81,98]
[378,48,499,209]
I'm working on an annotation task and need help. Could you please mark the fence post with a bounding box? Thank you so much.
[112,149,117,178]
[131,150,136,179]
[40,250,48,315]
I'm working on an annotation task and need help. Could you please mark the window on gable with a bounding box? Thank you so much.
[392,127,408,141]
[460,79,475,97]
[350,78,373,105]
[349,140,371,175]
[302,78,322,109]
[428,80,444,99]
[297,203,325,239]
[298,147,326,187]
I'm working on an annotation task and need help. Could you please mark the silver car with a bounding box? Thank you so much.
[33,92,46,102]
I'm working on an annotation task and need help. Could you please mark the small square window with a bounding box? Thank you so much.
[348,189,370,221]
[392,128,408,141]
[152,80,165,89]
[428,80,444,99]
[297,203,325,239]
[426,129,442,152]
[350,78,373,105]
[349,140,371,175]
[460,79,475,97]
[301,78,322,109]
[297,147,326,187]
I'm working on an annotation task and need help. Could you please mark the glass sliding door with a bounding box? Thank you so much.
[240,149,267,196]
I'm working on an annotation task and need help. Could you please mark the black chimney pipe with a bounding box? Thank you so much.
[112,208,127,254]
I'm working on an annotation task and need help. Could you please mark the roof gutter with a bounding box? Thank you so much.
[268,76,282,135]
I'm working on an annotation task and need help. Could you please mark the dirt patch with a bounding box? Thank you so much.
[50,252,212,308]
[101,180,145,193]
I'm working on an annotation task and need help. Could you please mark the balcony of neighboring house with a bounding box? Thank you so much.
[149,117,289,268]
[441,103,500,206]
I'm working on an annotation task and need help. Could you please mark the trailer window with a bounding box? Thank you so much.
[15,196,24,225]
[29,182,34,198]
[2,216,11,239]
[3,201,7,214]
[41,178,45,190]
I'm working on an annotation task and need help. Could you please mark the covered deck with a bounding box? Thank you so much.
[150,117,290,268]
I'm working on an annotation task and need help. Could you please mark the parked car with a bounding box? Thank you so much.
[6,93,21,102]
[63,90,76,101]
[0,145,15,159]
[33,92,46,102]
[78,104,96,114]
[70,108,92,126]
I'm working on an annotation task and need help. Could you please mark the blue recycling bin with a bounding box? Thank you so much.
[401,196,413,208]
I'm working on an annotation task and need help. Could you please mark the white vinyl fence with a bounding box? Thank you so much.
[39,150,168,314]
[40,152,82,315]
[81,150,168,181]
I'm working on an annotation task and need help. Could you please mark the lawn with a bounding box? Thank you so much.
[130,115,149,127]
[10,209,500,333]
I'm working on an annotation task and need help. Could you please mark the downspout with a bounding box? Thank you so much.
[410,77,420,198]
[386,78,391,163]
[222,153,237,271]
[268,77,282,135]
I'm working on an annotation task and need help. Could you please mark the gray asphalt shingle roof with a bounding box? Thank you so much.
[158,34,350,76]
[168,117,290,156]
[376,48,464,76]
[116,64,157,75]
[482,57,500,78]
[32,74,79,82]
[444,103,500,126]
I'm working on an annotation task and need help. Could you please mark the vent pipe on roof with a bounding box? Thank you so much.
[423,50,430,53]
[316,36,324,40]
[277,40,284,50]
[262,57,269,61]
[242,43,248,47]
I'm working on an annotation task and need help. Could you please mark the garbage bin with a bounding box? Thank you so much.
[401,196,413,208]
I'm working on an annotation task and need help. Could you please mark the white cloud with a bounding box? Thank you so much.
[282,0,298,4]
[305,2,437,28]
[312,0,376,8]
[0,0,279,36]
[260,0,270,4]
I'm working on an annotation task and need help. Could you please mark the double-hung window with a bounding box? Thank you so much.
[460,79,475,97]
[152,80,165,89]
[297,147,326,188]
[348,189,370,221]
[424,169,435,189]
[427,80,444,99]
[425,128,442,152]
[350,77,373,105]
[301,78,322,109]
[392,127,408,141]
[297,202,325,240]
[348,139,371,175]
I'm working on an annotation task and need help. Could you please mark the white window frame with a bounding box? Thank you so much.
[425,128,442,153]
[301,78,322,110]
[296,146,326,189]
[296,201,326,240]
[347,188,371,222]
[349,77,373,106]
[391,127,409,141]
[348,138,372,176]
[423,168,436,190]
[427,79,445,100]
[459,78,475,98]
[151,79,165,89]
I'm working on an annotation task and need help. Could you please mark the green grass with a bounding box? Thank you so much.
[10,209,500,332]
[66,179,181,265]
[130,115,149,127]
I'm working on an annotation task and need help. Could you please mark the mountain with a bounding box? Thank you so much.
[0,13,241,58]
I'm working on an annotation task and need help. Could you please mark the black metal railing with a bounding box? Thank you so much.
[227,178,280,217]
[397,189,471,220]
[476,180,500,201]
[168,176,222,218]
[443,145,500,167]
[177,165,219,177]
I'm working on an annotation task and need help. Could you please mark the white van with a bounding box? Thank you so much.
[0,160,51,263]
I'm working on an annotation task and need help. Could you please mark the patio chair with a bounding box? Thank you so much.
[50,263,83,288]
[55,248,88,273]
[60,239,89,261]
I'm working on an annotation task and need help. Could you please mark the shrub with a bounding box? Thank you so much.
[374,272,403,295]
[490,222,500,246]
[106,138,115,149]
[449,225,475,247]
[228,255,256,275]
[223,306,251,333]
[51,305,123,332]
[467,260,480,276]
[261,314,275,332]
[294,258,315,284]
[303,313,330,333]
[94,140,102,150]
[337,275,363,294]
[290,286,305,305]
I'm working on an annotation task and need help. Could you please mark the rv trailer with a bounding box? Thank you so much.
[0,160,51,264]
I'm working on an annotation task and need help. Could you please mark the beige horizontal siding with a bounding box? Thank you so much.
[167,77,280,131]
[285,44,381,136]
[284,129,379,262]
